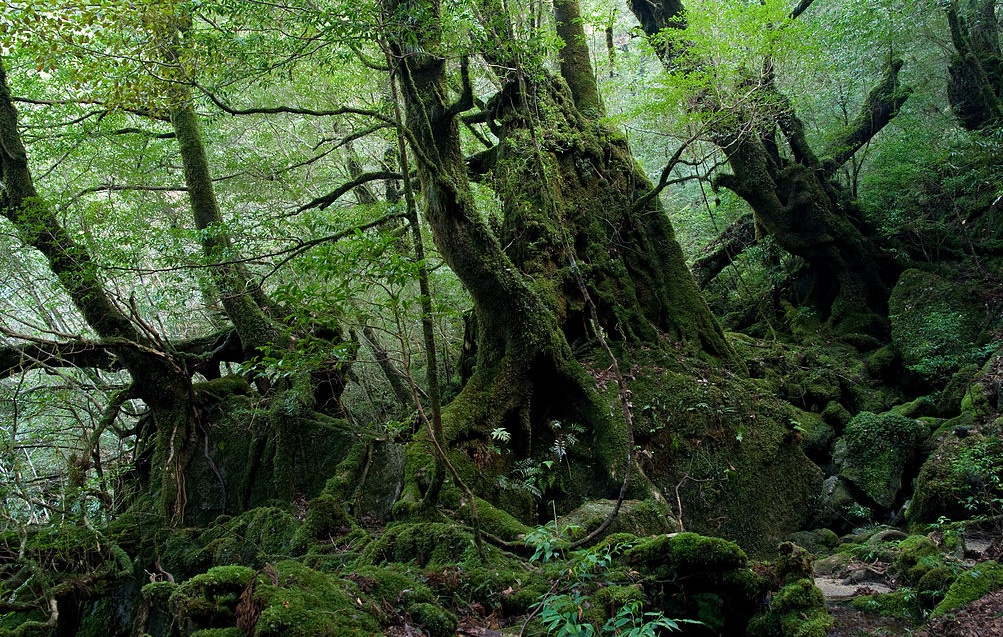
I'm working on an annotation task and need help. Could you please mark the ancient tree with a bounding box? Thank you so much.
[630,0,912,333]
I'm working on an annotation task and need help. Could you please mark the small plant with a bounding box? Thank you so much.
[524,522,579,564]
[538,591,596,637]
[529,531,700,637]
[603,601,696,636]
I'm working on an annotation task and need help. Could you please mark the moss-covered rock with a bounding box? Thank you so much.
[835,410,928,509]
[360,522,483,568]
[251,560,381,636]
[163,506,301,577]
[557,499,678,540]
[747,579,833,637]
[786,528,839,556]
[932,560,1003,618]
[889,269,990,383]
[624,532,769,633]
[629,351,824,554]
[169,565,255,626]
[849,588,925,622]
[907,425,1003,523]
[891,535,942,583]
[406,602,457,637]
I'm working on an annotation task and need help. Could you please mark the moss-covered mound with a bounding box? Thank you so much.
[748,579,833,637]
[888,269,991,383]
[907,353,1003,526]
[183,377,361,527]
[161,506,302,577]
[834,410,928,509]
[932,560,1003,619]
[624,532,770,634]
[629,347,824,554]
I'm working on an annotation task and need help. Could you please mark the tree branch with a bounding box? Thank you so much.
[198,84,398,125]
[0,337,119,378]
[822,59,913,174]
[295,170,401,213]
[690,213,756,288]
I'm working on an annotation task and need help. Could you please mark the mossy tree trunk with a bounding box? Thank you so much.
[384,0,735,514]
[946,0,1002,130]
[0,57,197,523]
[629,2,911,330]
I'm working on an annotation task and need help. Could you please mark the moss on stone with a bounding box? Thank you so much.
[628,351,823,554]
[348,565,435,607]
[786,528,839,555]
[892,535,941,583]
[747,579,832,637]
[908,427,1003,523]
[849,588,924,622]
[836,410,928,509]
[252,560,381,636]
[141,580,179,606]
[626,532,747,574]
[586,585,643,626]
[191,629,244,637]
[932,560,1003,618]
[360,522,484,568]
[406,602,457,637]
[293,495,356,549]
[889,269,988,382]
[165,506,301,576]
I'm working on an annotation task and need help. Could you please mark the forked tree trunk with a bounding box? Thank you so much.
[629,2,910,330]
[0,58,196,523]
[384,0,736,514]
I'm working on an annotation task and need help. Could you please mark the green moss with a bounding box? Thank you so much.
[406,602,457,637]
[916,566,956,606]
[625,532,747,574]
[170,565,255,625]
[253,560,381,636]
[889,269,988,382]
[557,499,677,540]
[361,522,483,568]
[142,580,179,606]
[191,629,244,637]
[748,579,832,637]
[866,344,900,381]
[850,589,924,622]
[821,401,851,429]
[908,429,1003,523]
[587,585,643,625]
[892,535,942,583]
[628,355,823,554]
[166,506,301,576]
[786,528,839,555]
[459,497,533,542]
[932,560,1003,617]
[293,495,355,548]
[348,565,434,607]
[837,411,928,508]
[892,396,937,418]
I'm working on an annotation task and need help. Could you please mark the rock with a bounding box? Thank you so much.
[835,411,928,510]
[888,269,989,384]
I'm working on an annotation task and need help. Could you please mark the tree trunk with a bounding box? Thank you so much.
[1,57,195,522]
[628,3,910,330]
[384,0,737,521]
[946,0,1002,130]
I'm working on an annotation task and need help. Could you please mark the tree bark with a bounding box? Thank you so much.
[691,213,756,289]
[946,0,1002,130]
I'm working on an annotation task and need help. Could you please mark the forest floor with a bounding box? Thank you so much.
[824,590,1003,637]
[820,530,1003,637]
